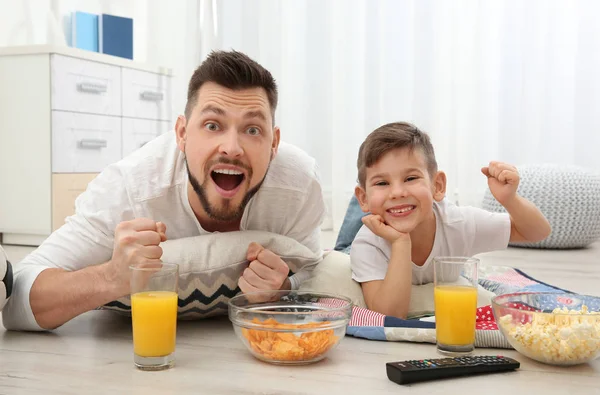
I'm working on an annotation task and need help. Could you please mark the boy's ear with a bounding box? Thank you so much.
[354,185,371,213]
[432,171,447,202]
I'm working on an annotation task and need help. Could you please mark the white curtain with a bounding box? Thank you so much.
[209,0,600,231]
[3,0,600,231]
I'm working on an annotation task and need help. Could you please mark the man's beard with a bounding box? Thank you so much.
[185,156,269,223]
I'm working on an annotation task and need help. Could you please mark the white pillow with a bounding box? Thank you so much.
[101,231,322,319]
[298,250,494,318]
[298,250,367,308]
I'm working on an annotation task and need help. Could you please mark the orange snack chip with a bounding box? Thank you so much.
[241,318,339,361]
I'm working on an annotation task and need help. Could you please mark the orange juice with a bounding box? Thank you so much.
[434,285,477,346]
[131,291,178,357]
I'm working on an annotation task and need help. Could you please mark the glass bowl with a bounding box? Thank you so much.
[228,290,353,365]
[491,292,600,365]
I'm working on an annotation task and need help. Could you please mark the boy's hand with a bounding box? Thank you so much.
[481,161,520,206]
[362,214,410,245]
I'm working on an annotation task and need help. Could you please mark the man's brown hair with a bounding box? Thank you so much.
[184,50,278,121]
[357,122,438,187]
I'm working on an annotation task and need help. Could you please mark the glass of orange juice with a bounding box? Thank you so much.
[433,257,478,355]
[130,262,179,371]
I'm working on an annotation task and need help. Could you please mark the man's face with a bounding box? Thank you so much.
[177,82,280,223]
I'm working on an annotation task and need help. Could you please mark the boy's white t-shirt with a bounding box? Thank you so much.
[350,199,511,285]
[3,132,326,331]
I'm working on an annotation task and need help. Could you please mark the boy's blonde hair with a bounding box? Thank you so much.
[357,122,438,187]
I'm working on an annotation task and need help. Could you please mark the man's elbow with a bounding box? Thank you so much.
[1,304,46,332]
[4,299,61,331]
[2,271,49,332]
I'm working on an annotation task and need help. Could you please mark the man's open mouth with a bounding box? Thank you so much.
[211,168,245,191]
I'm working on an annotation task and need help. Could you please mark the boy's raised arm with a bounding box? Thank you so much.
[504,195,552,243]
[481,161,551,243]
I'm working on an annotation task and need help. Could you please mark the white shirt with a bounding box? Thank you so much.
[3,132,326,331]
[350,198,511,285]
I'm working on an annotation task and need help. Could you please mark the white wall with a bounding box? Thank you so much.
[0,0,135,49]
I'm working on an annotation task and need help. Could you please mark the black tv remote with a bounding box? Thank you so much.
[386,355,520,385]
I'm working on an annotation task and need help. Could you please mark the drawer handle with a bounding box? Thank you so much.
[77,82,108,94]
[140,91,164,101]
[78,139,108,150]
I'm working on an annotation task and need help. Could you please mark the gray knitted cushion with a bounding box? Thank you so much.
[482,164,600,249]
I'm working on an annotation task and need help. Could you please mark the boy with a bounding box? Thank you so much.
[350,122,551,318]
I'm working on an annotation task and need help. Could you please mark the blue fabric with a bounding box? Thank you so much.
[334,195,369,253]
[345,326,387,341]
[383,316,436,329]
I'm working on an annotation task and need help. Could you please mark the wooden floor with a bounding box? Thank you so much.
[1,234,599,394]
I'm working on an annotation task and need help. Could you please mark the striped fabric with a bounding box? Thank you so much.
[485,271,537,288]
[349,306,385,327]
[344,265,569,349]
[475,329,512,349]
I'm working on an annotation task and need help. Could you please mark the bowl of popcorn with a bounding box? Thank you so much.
[228,290,353,365]
[492,292,600,365]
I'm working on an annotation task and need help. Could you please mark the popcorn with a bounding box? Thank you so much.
[499,306,600,364]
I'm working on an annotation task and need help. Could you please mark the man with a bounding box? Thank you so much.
[3,50,325,331]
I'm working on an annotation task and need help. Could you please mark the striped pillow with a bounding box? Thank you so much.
[102,231,322,319]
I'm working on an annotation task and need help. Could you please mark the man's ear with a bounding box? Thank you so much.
[432,171,447,202]
[354,185,370,213]
[271,126,281,159]
[175,115,187,153]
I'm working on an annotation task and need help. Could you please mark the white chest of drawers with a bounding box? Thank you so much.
[0,45,173,246]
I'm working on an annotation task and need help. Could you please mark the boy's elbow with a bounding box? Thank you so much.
[536,218,552,242]
[377,307,408,320]
[530,222,551,243]
[542,221,552,240]
[522,216,552,243]
[393,310,408,320]
[367,300,408,319]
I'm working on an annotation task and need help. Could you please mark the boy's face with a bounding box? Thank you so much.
[355,147,446,234]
